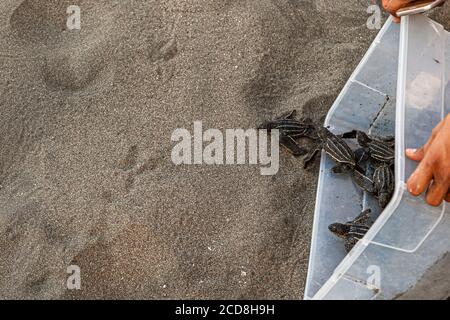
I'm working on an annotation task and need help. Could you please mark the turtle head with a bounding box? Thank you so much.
[356,131,370,147]
[328,223,350,238]
[316,126,331,141]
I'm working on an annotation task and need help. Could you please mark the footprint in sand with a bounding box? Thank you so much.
[117,145,159,193]
[9,0,119,93]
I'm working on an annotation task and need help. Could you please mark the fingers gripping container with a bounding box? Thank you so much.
[305,15,450,300]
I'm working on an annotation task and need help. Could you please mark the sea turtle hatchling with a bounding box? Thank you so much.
[303,127,375,192]
[328,209,372,252]
[257,110,316,156]
[373,163,395,209]
[302,126,356,169]
[342,130,395,164]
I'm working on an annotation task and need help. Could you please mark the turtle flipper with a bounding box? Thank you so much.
[350,169,375,194]
[352,208,371,225]
[340,130,358,139]
[340,129,370,146]
[344,236,358,252]
[277,109,296,120]
[280,135,307,157]
[257,110,297,129]
[302,147,320,168]
[354,147,369,164]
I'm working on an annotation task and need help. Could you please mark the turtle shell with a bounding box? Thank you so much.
[368,140,395,163]
[373,163,394,194]
[323,133,356,166]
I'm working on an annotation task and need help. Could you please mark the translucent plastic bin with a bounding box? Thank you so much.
[304,15,450,300]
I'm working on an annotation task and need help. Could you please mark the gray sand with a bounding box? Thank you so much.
[2,0,441,299]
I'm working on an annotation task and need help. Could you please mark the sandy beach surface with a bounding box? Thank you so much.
[2,0,446,300]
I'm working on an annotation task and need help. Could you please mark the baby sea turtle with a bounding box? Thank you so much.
[373,163,395,209]
[303,127,356,169]
[305,127,376,194]
[328,209,372,252]
[258,110,316,156]
[342,130,395,164]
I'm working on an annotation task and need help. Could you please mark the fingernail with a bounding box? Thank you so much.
[406,148,417,153]
[407,181,414,193]
[408,181,418,194]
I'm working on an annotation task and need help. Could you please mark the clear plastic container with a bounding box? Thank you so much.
[304,15,450,300]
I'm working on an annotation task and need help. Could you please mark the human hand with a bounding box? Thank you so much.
[382,0,419,23]
[406,114,450,206]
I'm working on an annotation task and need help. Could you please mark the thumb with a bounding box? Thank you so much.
[406,147,425,162]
